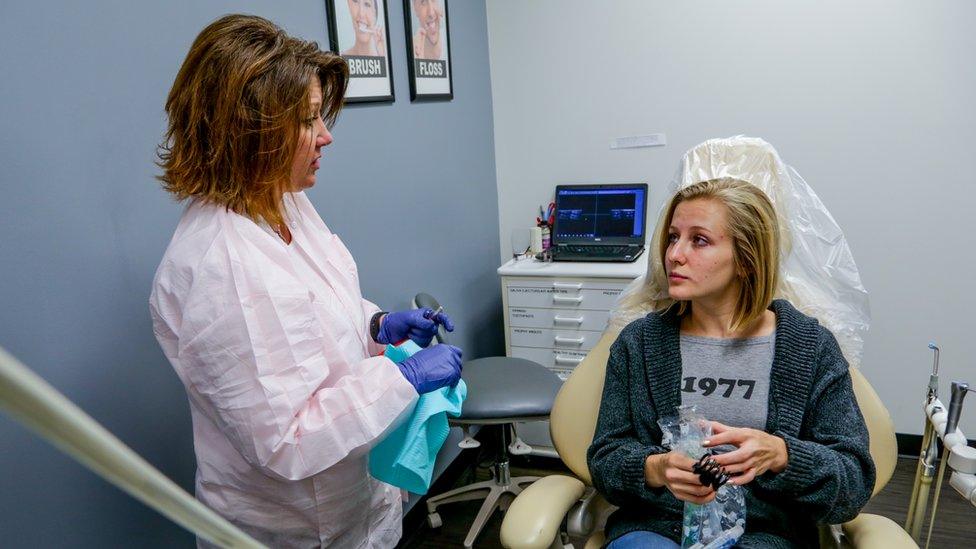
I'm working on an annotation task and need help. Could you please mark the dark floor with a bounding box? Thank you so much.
[398,455,973,548]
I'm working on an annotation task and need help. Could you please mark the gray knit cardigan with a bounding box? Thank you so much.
[586,300,876,549]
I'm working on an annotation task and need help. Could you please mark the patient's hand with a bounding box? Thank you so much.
[645,451,716,505]
[703,421,789,485]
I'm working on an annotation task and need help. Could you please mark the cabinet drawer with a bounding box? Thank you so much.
[508,307,610,332]
[509,328,603,351]
[504,278,632,291]
[506,286,624,310]
[510,346,588,381]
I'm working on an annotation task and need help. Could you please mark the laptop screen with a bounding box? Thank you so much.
[553,184,648,244]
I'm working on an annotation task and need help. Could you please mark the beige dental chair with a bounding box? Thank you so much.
[499,328,917,549]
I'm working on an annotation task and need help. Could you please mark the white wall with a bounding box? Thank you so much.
[486,0,976,436]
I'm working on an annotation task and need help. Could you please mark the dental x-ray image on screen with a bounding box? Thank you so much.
[551,183,648,262]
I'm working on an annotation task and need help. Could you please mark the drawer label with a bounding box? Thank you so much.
[513,328,544,335]
[510,287,572,295]
[551,350,587,358]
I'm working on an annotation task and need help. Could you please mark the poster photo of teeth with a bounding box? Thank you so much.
[404,0,453,101]
[326,0,395,103]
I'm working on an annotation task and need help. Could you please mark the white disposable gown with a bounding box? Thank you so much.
[149,192,418,548]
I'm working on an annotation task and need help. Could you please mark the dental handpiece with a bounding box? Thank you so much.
[424,306,449,345]
[927,342,941,401]
[423,306,443,320]
[945,381,971,436]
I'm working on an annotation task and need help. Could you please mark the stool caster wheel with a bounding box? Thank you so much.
[427,512,442,529]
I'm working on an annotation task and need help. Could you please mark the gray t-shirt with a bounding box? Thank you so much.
[679,332,775,431]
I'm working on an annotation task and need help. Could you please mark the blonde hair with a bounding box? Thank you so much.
[156,14,349,229]
[622,178,780,331]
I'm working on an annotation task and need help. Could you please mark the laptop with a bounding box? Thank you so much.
[550,183,649,262]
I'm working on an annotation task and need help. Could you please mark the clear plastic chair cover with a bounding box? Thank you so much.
[611,136,870,368]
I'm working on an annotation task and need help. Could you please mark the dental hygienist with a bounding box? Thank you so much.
[149,14,462,548]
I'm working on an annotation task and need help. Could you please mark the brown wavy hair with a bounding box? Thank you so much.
[157,14,349,228]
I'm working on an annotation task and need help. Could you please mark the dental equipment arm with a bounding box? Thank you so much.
[905,343,941,539]
[0,346,264,549]
[921,381,976,549]
[945,382,976,505]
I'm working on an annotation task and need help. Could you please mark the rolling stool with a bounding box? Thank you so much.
[413,294,562,548]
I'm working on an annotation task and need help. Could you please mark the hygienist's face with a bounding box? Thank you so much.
[290,78,332,191]
[348,0,377,44]
[665,198,740,305]
[413,0,441,46]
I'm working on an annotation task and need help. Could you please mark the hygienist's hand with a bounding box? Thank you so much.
[703,421,789,485]
[377,308,454,347]
[396,344,462,394]
[645,451,716,505]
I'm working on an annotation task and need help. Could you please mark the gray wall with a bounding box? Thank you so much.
[0,1,500,546]
[487,0,976,435]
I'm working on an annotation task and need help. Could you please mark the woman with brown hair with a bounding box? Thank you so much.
[150,14,460,547]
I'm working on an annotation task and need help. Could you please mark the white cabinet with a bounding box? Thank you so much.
[497,258,646,455]
[499,258,645,380]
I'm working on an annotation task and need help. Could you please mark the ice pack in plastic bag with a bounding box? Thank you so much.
[658,405,746,549]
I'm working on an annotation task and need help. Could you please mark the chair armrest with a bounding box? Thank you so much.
[840,513,918,549]
[500,475,585,549]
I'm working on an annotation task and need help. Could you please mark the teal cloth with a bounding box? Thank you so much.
[369,340,466,494]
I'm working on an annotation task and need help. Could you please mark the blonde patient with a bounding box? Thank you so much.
[588,178,875,548]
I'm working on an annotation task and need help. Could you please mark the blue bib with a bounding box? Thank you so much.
[369,341,466,494]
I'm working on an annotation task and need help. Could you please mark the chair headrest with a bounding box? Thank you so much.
[611,135,871,368]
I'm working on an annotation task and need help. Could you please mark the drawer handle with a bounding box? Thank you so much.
[553,315,584,325]
[552,295,584,304]
[553,282,583,290]
[554,336,585,346]
[555,355,584,365]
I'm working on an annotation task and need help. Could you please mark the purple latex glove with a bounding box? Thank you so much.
[396,344,463,394]
[377,308,455,347]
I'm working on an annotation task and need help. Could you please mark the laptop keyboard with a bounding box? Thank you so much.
[551,244,644,262]
[561,245,632,255]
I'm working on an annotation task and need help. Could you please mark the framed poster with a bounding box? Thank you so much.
[403,0,453,101]
[326,0,395,103]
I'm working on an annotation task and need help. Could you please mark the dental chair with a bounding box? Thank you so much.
[413,293,563,549]
[499,136,917,549]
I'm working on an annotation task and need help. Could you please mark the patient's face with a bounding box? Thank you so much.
[664,198,739,305]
